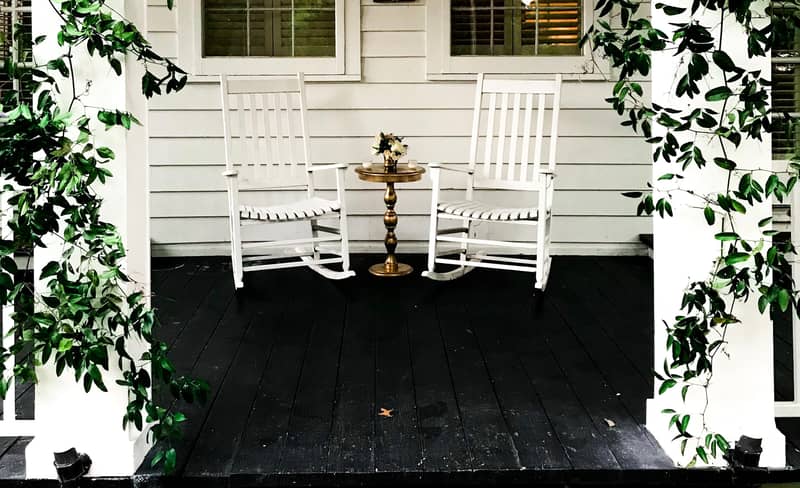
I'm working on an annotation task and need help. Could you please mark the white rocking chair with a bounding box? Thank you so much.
[220,73,355,289]
[423,74,562,292]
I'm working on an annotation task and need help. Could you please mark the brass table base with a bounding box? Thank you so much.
[355,163,426,278]
[369,262,413,277]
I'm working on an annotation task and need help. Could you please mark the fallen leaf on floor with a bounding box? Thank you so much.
[604,418,616,428]
[379,408,394,418]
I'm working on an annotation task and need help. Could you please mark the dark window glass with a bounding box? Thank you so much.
[203,0,336,58]
[451,0,581,56]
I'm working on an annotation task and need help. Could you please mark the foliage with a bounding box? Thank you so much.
[584,0,799,465]
[0,0,205,473]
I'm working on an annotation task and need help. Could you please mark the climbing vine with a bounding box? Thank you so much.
[0,0,203,473]
[584,0,799,465]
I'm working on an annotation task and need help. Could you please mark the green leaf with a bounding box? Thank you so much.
[779,288,791,312]
[40,261,60,279]
[659,379,677,395]
[704,206,715,225]
[725,252,750,265]
[715,232,739,241]
[164,448,177,474]
[713,158,736,170]
[58,338,73,352]
[696,446,709,464]
[705,86,733,102]
[712,51,736,72]
[96,147,115,159]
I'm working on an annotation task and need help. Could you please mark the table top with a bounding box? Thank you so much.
[355,163,426,183]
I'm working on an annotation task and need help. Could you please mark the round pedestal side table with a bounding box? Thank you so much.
[355,163,426,277]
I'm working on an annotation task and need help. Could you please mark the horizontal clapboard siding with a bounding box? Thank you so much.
[147,0,653,257]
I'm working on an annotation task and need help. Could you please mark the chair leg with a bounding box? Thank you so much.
[459,219,470,267]
[339,210,353,275]
[230,215,244,289]
[534,217,550,292]
[310,218,321,263]
[426,212,438,273]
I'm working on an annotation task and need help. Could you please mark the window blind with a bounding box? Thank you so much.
[0,0,32,103]
[451,0,581,56]
[202,0,336,58]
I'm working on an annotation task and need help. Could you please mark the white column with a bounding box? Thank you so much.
[646,0,785,467]
[26,0,152,478]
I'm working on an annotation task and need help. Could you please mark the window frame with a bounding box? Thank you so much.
[178,0,360,80]
[426,0,595,80]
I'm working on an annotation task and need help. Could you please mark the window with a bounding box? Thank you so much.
[178,0,360,79]
[0,0,32,102]
[772,10,800,160]
[450,0,582,57]
[427,0,591,79]
[202,0,335,58]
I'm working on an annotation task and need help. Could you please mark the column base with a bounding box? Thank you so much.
[26,427,151,478]
[646,398,786,468]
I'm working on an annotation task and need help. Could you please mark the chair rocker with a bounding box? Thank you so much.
[220,73,355,289]
[423,74,562,292]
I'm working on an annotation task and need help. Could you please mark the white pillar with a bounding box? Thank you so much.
[26,1,152,478]
[645,0,785,467]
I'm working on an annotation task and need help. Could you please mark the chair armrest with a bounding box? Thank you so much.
[429,162,474,175]
[307,163,347,173]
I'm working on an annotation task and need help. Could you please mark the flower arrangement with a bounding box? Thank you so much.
[372,132,407,170]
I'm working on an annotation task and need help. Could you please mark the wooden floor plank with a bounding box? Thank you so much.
[407,297,472,472]
[515,312,622,470]
[324,282,376,474]
[545,259,652,425]
[543,296,672,469]
[155,260,223,347]
[777,418,800,468]
[558,258,653,385]
[278,279,348,474]
[182,273,288,476]
[435,279,521,471]
[142,269,244,475]
[0,437,31,479]
[373,280,423,473]
[113,254,800,485]
[462,274,572,470]
[230,271,317,475]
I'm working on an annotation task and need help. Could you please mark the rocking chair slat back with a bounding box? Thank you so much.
[469,74,563,188]
[220,74,310,188]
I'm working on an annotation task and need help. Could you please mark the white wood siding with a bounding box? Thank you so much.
[146,0,652,257]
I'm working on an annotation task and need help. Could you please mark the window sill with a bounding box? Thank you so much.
[186,73,361,83]
[425,71,609,82]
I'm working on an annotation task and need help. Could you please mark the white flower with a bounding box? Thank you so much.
[391,141,406,155]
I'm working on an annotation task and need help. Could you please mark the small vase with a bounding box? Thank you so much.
[384,156,397,172]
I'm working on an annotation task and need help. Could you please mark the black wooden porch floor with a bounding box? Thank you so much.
[136,255,798,486]
[1,255,799,487]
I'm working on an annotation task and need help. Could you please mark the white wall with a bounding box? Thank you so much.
[146,0,652,257]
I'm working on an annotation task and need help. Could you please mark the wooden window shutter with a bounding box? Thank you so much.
[0,0,32,102]
[451,0,581,56]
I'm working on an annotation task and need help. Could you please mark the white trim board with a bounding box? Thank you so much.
[176,0,361,79]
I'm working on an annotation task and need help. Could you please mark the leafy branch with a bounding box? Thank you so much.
[0,0,205,473]
[584,0,800,465]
